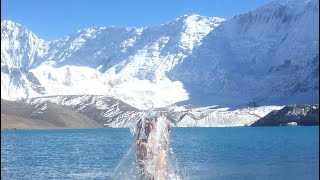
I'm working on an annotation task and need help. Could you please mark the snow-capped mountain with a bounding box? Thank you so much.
[1,0,319,111]
[169,0,319,107]
[1,15,224,109]
[1,20,48,68]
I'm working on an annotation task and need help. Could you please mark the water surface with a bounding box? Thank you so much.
[1,127,319,179]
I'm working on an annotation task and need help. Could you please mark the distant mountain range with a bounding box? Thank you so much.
[2,95,317,129]
[0,95,285,128]
[1,0,319,128]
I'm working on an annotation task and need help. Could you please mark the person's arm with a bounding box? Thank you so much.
[156,121,170,179]
[157,149,167,179]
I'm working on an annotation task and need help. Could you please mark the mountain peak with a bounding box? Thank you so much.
[162,14,225,35]
[1,19,34,36]
[1,19,20,25]
[175,14,225,24]
[1,20,22,30]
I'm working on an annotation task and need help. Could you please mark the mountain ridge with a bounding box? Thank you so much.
[168,0,319,107]
[2,14,223,109]
[1,0,319,110]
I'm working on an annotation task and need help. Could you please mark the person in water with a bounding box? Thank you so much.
[134,116,170,180]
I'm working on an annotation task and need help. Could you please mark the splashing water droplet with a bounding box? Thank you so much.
[112,111,188,180]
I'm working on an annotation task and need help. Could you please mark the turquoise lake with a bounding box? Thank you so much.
[1,127,319,179]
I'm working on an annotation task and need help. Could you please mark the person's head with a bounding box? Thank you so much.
[135,114,170,140]
[135,116,158,139]
[144,120,155,137]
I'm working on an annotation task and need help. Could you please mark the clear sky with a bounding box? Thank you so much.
[1,0,271,40]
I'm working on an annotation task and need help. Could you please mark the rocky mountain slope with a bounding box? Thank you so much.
[3,95,317,128]
[1,99,102,129]
[26,95,141,127]
[26,95,284,127]
[251,104,319,126]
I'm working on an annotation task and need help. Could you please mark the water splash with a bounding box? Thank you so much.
[111,111,188,180]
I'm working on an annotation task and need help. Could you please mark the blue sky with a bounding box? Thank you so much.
[2,0,271,40]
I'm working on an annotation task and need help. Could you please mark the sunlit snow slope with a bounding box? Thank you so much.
[1,15,223,109]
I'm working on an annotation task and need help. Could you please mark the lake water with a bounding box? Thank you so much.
[1,127,319,180]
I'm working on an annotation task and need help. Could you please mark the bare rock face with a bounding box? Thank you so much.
[251,104,319,126]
